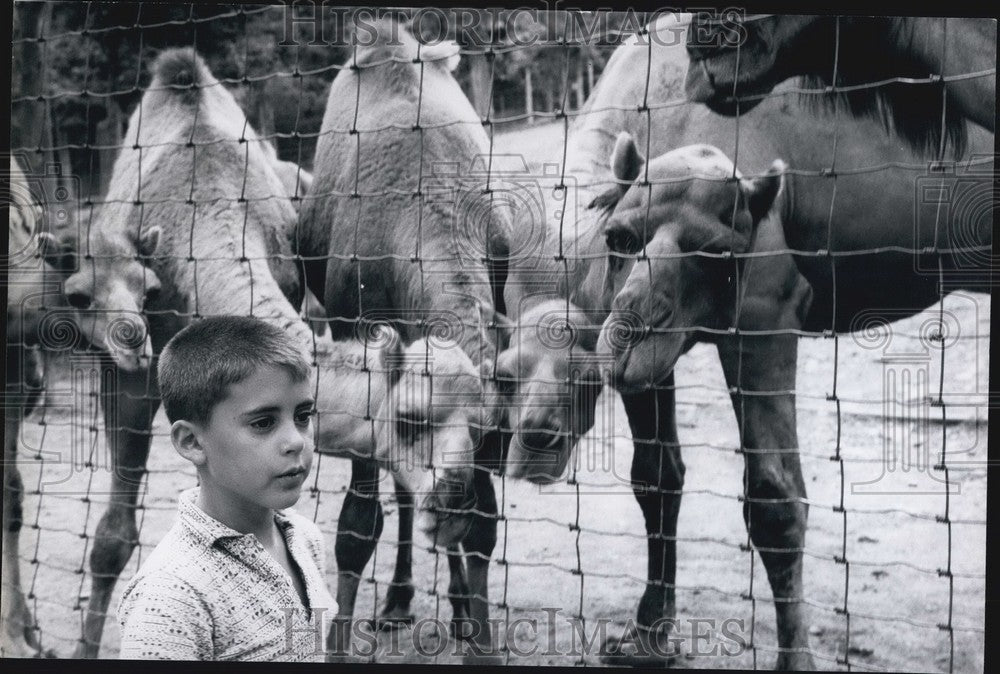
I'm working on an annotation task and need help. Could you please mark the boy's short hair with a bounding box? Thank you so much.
[158,316,311,425]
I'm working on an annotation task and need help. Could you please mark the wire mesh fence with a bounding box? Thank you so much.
[4,3,993,670]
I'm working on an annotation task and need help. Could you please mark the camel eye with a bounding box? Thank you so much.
[143,286,161,309]
[395,413,426,445]
[494,367,517,397]
[67,291,92,310]
[605,226,642,255]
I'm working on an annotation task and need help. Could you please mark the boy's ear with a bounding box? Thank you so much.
[171,420,207,466]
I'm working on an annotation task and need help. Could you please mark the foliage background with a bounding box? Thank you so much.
[11,3,639,199]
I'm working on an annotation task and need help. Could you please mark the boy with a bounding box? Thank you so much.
[118,316,336,661]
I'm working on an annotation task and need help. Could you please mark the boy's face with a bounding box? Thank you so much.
[190,364,316,514]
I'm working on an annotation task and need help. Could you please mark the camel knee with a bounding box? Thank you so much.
[335,493,383,574]
[463,473,497,558]
[447,566,469,603]
[89,509,140,579]
[4,468,25,533]
[632,453,685,520]
[464,517,497,559]
[743,465,807,548]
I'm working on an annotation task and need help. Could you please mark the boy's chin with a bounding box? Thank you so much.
[269,488,305,511]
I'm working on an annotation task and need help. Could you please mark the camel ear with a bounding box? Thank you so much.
[486,308,515,351]
[139,226,161,258]
[422,41,461,72]
[37,232,75,273]
[743,159,786,225]
[295,167,313,196]
[611,132,646,187]
[589,133,647,212]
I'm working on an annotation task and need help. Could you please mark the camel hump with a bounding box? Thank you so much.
[150,47,212,103]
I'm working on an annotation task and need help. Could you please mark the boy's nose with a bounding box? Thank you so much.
[280,423,307,454]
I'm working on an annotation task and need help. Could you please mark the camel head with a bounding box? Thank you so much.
[596,133,784,392]
[6,157,77,347]
[58,219,162,372]
[373,334,496,547]
[685,14,821,115]
[496,300,604,484]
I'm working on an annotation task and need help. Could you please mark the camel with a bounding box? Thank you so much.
[3,155,76,657]
[501,13,991,669]
[685,15,996,139]
[497,300,604,483]
[56,47,483,658]
[298,19,511,658]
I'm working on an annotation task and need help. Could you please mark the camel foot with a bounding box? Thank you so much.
[776,649,816,671]
[0,637,56,659]
[71,641,100,659]
[599,624,680,668]
[376,605,415,631]
[0,639,32,659]
[461,650,503,666]
[449,617,478,642]
[325,651,371,664]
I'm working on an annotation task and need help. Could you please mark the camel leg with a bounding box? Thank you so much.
[602,381,682,665]
[377,480,415,629]
[2,406,42,657]
[3,346,46,657]
[718,334,813,671]
[330,459,383,660]
[459,466,498,662]
[446,547,471,638]
[75,358,158,658]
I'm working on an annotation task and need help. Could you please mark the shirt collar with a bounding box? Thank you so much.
[177,487,297,547]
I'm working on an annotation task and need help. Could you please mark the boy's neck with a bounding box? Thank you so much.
[197,485,278,544]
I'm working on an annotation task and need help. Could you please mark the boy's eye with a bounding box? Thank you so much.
[250,416,276,431]
[295,409,317,426]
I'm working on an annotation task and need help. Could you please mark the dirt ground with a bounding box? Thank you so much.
[6,124,988,670]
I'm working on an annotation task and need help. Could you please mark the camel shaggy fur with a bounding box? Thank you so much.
[299,20,511,657]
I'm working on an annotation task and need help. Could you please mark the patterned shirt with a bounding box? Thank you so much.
[117,488,337,661]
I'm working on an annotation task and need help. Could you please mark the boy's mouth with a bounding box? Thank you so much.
[276,466,307,479]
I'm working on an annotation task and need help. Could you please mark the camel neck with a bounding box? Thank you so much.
[887,17,996,132]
